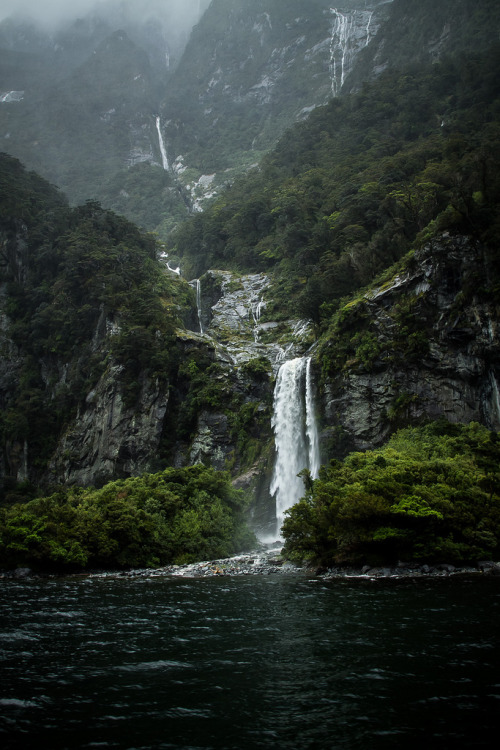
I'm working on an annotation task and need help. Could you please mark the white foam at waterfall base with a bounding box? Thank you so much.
[265,356,320,541]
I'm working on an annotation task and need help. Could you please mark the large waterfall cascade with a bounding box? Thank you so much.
[156,116,170,171]
[329,8,375,97]
[269,356,321,538]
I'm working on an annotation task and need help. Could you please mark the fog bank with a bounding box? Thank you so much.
[0,0,211,31]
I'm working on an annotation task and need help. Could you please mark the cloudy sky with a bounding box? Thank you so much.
[0,0,210,28]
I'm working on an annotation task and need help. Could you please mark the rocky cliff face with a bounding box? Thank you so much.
[47,365,170,487]
[0,264,314,496]
[163,0,392,207]
[0,1,392,228]
[320,235,500,456]
[346,0,500,91]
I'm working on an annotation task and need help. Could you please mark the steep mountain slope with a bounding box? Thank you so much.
[2,0,499,236]
[0,1,210,222]
[0,155,293,502]
[167,0,500,455]
[346,0,500,90]
[0,1,392,234]
[162,0,391,190]
[0,154,192,491]
[0,0,499,557]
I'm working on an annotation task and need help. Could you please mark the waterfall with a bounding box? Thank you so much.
[167,261,180,275]
[329,8,377,97]
[490,371,500,428]
[269,357,320,537]
[330,9,352,97]
[365,11,374,46]
[190,279,204,334]
[156,116,169,171]
[306,358,320,479]
[252,299,264,325]
[252,298,264,342]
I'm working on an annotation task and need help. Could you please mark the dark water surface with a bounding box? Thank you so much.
[0,573,499,749]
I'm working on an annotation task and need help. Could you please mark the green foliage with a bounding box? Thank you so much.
[162,347,273,472]
[282,422,500,566]
[239,357,272,381]
[0,155,193,476]
[169,44,500,320]
[0,465,255,570]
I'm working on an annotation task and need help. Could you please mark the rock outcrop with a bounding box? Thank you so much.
[320,235,500,455]
[47,366,169,487]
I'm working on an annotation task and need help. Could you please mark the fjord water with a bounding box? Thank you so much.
[1,574,499,749]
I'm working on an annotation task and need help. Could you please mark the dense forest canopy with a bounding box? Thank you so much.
[283,422,500,566]
[0,154,193,481]
[169,44,500,325]
[0,464,254,570]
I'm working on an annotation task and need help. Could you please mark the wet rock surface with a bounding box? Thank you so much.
[322,236,500,455]
[316,560,500,581]
[99,544,301,579]
[203,270,315,371]
[6,551,496,582]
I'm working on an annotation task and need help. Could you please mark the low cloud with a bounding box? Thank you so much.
[0,1,210,30]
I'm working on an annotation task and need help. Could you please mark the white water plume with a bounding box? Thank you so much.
[156,115,169,171]
[329,7,376,97]
[305,358,320,479]
[190,279,204,334]
[270,357,320,537]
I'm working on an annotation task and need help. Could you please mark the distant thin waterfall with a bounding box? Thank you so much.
[188,279,203,332]
[270,357,320,536]
[330,9,352,97]
[156,116,169,171]
[252,298,264,342]
[490,371,500,427]
[252,299,264,325]
[167,261,180,275]
[329,8,377,97]
[195,279,203,334]
[365,11,374,47]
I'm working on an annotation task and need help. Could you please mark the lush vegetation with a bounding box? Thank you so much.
[162,346,274,472]
[2,3,500,572]
[283,422,500,567]
[0,465,255,571]
[169,44,500,324]
[0,154,193,482]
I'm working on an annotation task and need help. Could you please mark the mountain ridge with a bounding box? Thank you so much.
[0,0,499,566]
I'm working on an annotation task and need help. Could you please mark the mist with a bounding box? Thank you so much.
[0,0,211,32]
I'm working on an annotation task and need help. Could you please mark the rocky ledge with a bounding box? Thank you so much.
[4,548,500,581]
[316,560,500,580]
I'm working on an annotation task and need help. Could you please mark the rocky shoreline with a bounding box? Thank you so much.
[4,544,500,581]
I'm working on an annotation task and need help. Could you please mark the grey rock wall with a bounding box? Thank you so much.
[320,235,500,455]
[47,366,169,487]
